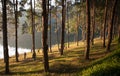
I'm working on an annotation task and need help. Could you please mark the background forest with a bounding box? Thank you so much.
[0,0,120,76]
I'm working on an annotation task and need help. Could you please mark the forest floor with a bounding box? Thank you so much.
[0,38,119,76]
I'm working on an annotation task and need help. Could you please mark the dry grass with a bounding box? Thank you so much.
[0,38,117,76]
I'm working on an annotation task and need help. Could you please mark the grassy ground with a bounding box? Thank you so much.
[0,38,119,76]
[80,44,120,76]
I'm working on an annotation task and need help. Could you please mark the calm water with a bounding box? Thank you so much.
[0,27,61,59]
[0,26,82,59]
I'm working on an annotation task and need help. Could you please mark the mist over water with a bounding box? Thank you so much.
[0,44,30,59]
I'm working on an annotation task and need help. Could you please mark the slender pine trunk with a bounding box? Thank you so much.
[82,10,86,41]
[2,0,9,73]
[103,0,108,48]
[106,0,117,52]
[31,0,36,60]
[42,0,49,72]
[55,6,59,50]
[49,0,52,52]
[61,0,66,55]
[13,0,19,62]
[67,2,70,48]
[91,0,95,45]
[15,0,19,62]
[85,0,91,60]
[76,13,79,46]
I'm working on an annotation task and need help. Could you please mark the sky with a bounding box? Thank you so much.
[51,0,55,6]
[0,0,76,12]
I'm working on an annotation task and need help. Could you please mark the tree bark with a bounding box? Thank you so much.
[113,13,118,38]
[56,15,60,50]
[82,10,86,41]
[76,13,79,46]
[67,2,70,48]
[15,0,19,62]
[61,0,66,55]
[2,0,9,73]
[49,0,52,52]
[31,0,36,60]
[103,0,108,48]
[13,0,19,62]
[106,0,117,52]
[42,0,49,72]
[55,5,60,50]
[100,18,103,39]
[91,0,95,45]
[85,0,91,60]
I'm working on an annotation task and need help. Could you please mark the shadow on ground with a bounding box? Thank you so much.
[49,62,83,74]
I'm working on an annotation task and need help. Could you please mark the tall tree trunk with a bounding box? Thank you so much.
[42,0,49,72]
[55,5,59,50]
[82,28,85,41]
[85,0,91,60]
[82,10,86,41]
[61,0,66,55]
[2,0,9,73]
[76,13,79,46]
[15,0,19,62]
[66,2,69,48]
[103,0,108,48]
[56,16,59,50]
[113,14,117,38]
[41,16,43,48]
[106,8,111,39]
[106,0,117,52]
[13,0,19,62]
[49,0,52,52]
[100,19,103,39]
[31,0,36,60]
[91,0,95,45]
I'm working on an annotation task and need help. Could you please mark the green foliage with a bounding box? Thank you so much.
[66,15,77,34]
[81,49,120,76]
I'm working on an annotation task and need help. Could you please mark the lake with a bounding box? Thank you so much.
[0,24,82,59]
